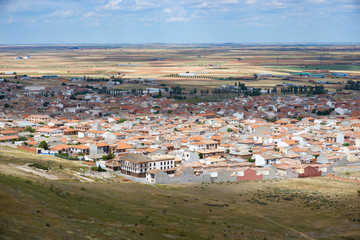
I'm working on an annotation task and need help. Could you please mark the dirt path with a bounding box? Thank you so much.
[12,164,59,180]
[259,215,316,240]
[70,171,95,182]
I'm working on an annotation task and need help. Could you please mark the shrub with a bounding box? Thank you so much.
[91,166,106,172]
[29,163,49,171]
[25,126,36,133]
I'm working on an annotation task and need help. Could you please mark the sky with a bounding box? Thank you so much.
[0,0,359,44]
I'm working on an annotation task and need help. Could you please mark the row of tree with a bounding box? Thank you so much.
[280,85,326,95]
[344,80,360,91]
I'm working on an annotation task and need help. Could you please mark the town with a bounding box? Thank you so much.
[2,0,360,237]
[1,73,360,185]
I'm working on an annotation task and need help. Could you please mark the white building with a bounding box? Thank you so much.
[120,153,178,178]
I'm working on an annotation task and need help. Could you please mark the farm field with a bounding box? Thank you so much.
[1,44,360,89]
[0,146,359,240]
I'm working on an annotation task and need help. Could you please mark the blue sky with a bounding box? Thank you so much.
[0,0,359,44]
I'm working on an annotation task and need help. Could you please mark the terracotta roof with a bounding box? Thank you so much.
[0,135,19,141]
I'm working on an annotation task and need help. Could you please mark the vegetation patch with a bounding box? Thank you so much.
[28,163,49,171]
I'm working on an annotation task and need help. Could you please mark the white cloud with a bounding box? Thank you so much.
[7,17,14,24]
[245,0,257,4]
[221,0,239,3]
[83,11,95,19]
[135,0,154,8]
[166,16,189,22]
[311,0,327,3]
[50,10,74,17]
[195,2,209,8]
[103,0,122,10]
[164,7,174,14]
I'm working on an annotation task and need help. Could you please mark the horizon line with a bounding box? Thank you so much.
[1,42,360,46]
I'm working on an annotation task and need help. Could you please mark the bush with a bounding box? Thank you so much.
[91,166,107,172]
[116,118,126,123]
[17,136,27,141]
[25,126,36,133]
[29,163,49,171]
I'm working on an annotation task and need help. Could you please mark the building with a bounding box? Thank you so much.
[26,115,50,123]
[331,73,347,78]
[42,75,59,79]
[119,153,177,178]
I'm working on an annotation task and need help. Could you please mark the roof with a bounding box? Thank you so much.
[1,130,18,134]
[146,169,163,174]
[0,135,19,141]
[96,142,109,147]
[117,142,134,149]
[37,127,61,133]
[119,153,152,164]
[283,139,297,145]
[73,145,90,149]
[51,144,71,151]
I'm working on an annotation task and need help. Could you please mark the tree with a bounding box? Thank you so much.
[199,153,203,159]
[39,140,49,150]
[227,128,233,132]
[117,118,126,123]
[98,165,106,172]
[18,136,27,141]
[25,126,36,133]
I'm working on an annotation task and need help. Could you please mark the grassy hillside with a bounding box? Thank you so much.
[0,147,359,239]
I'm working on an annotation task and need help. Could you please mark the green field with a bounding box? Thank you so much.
[0,146,360,239]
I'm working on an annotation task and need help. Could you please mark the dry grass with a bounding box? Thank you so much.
[1,45,359,89]
[0,146,359,239]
